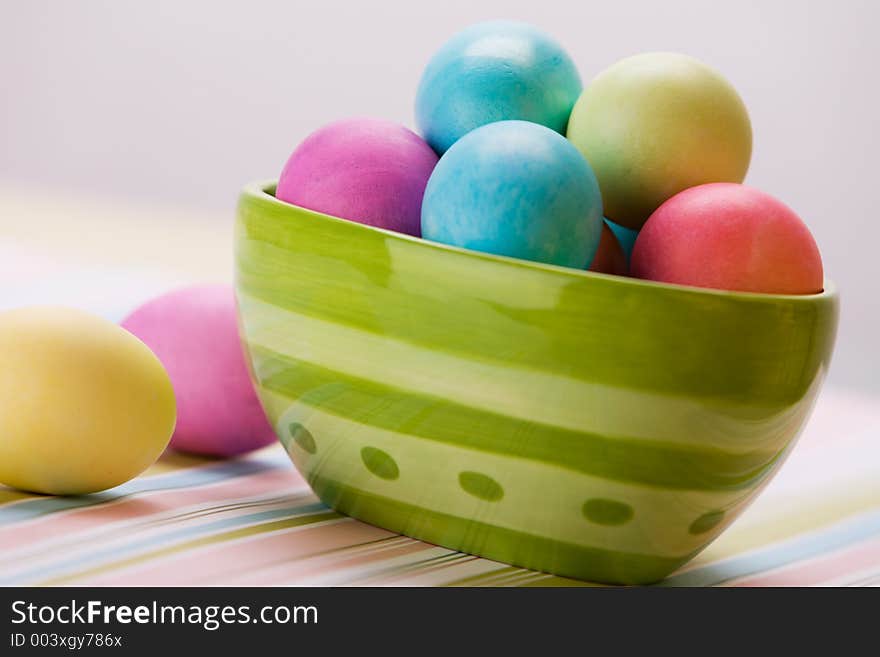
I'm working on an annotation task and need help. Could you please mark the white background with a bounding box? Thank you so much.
[1,0,876,391]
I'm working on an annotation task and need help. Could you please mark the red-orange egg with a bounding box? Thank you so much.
[588,223,628,276]
[631,183,823,295]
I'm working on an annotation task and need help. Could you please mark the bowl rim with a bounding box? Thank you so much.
[240,179,837,303]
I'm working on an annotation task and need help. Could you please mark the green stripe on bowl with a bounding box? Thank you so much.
[238,290,817,455]
[236,182,837,405]
[249,344,785,492]
[262,387,753,556]
[308,472,693,585]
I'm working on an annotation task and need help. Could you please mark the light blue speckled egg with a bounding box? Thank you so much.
[415,20,582,155]
[421,120,603,269]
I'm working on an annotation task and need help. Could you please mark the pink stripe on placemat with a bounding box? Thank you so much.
[0,467,300,552]
[729,535,880,587]
[82,519,396,586]
[223,537,434,586]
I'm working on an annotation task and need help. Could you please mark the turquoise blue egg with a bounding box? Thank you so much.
[415,20,582,154]
[605,219,639,262]
[421,121,603,269]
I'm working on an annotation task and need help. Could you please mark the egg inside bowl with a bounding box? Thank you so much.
[235,180,838,585]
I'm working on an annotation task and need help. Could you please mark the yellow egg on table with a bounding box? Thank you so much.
[0,307,176,495]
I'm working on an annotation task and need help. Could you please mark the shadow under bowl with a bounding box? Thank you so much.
[235,181,839,585]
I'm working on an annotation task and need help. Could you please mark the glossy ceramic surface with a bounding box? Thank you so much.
[235,181,839,584]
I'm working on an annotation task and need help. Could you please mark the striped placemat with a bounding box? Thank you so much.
[1,396,877,587]
[2,214,878,586]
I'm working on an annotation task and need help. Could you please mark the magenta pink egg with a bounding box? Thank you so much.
[276,118,439,236]
[121,285,276,457]
[631,183,823,294]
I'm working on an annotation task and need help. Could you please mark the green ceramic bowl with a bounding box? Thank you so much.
[235,181,838,585]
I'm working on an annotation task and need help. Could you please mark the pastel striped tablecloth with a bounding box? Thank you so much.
[2,190,879,587]
[1,388,878,587]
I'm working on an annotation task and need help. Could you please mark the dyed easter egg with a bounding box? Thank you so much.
[415,20,582,154]
[422,120,603,268]
[122,285,276,457]
[631,183,823,294]
[605,219,638,263]
[567,52,752,230]
[0,307,175,495]
[588,222,628,276]
[277,118,438,236]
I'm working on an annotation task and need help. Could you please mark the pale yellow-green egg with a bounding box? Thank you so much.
[566,52,752,230]
[0,306,176,495]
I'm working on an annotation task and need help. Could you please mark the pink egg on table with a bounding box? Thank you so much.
[276,117,439,236]
[121,285,276,457]
[588,222,628,276]
[631,183,823,294]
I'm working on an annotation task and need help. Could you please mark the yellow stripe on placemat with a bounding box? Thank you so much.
[693,479,880,564]
[43,511,343,586]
